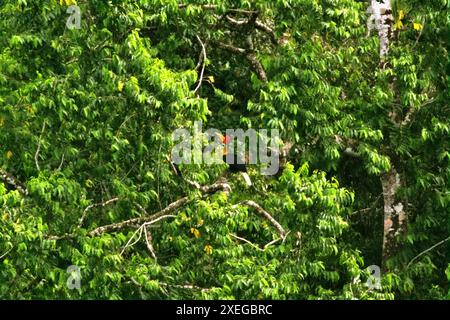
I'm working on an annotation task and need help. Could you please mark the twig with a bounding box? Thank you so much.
[177,4,257,15]
[0,245,13,260]
[401,98,435,126]
[57,153,65,171]
[156,142,163,210]
[406,236,450,269]
[412,19,426,48]
[234,200,287,239]
[120,215,176,255]
[78,197,120,228]
[159,281,212,293]
[120,225,144,255]
[89,197,188,237]
[46,183,231,241]
[230,233,264,251]
[264,238,282,249]
[35,122,46,171]
[193,35,207,95]
[215,41,267,82]
[224,15,278,44]
[216,41,246,54]
[144,226,157,261]
[254,21,278,45]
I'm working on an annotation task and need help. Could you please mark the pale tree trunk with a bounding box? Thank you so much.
[367,0,408,269]
[380,167,408,267]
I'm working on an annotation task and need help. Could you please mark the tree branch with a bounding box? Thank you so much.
[177,4,257,15]
[144,226,157,261]
[35,122,46,172]
[233,200,287,239]
[406,236,450,269]
[215,42,267,82]
[88,182,231,237]
[223,15,278,45]
[89,197,189,237]
[78,197,120,228]
[193,35,207,95]
[0,169,28,196]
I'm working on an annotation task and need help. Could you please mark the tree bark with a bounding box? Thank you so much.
[380,166,407,268]
[368,0,408,269]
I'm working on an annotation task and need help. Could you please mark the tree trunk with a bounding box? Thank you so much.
[368,0,408,269]
[380,166,407,268]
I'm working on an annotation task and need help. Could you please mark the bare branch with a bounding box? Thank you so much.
[230,233,284,251]
[35,122,46,171]
[56,153,65,171]
[254,21,278,45]
[230,233,264,251]
[234,200,287,239]
[216,41,246,54]
[159,281,213,293]
[78,197,120,228]
[144,226,157,261]
[412,19,426,48]
[406,236,450,269]
[199,182,232,194]
[193,35,207,95]
[216,42,267,82]
[264,238,282,249]
[224,15,278,45]
[120,225,144,255]
[177,4,257,15]
[0,245,13,260]
[120,215,176,255]
[88,182,231,237]
[401,98,435,126]
[89,197,189,237]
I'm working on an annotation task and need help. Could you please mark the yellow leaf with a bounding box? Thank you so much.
[208,76,215,83]
[398,10,405,20]
[190,227,200,239]
[85,179,94,188]
[61,0,77,6]
[117,81,124,92]
[394,20,404,30]
[204,245,213,255]
[197,219,204,227]
[6,151,13,159]
[413,22,423,31]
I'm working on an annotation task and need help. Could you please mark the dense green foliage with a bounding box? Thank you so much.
[0,0,448,299]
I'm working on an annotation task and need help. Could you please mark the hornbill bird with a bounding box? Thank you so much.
[165,134,253,187]
[220,134,252,187]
